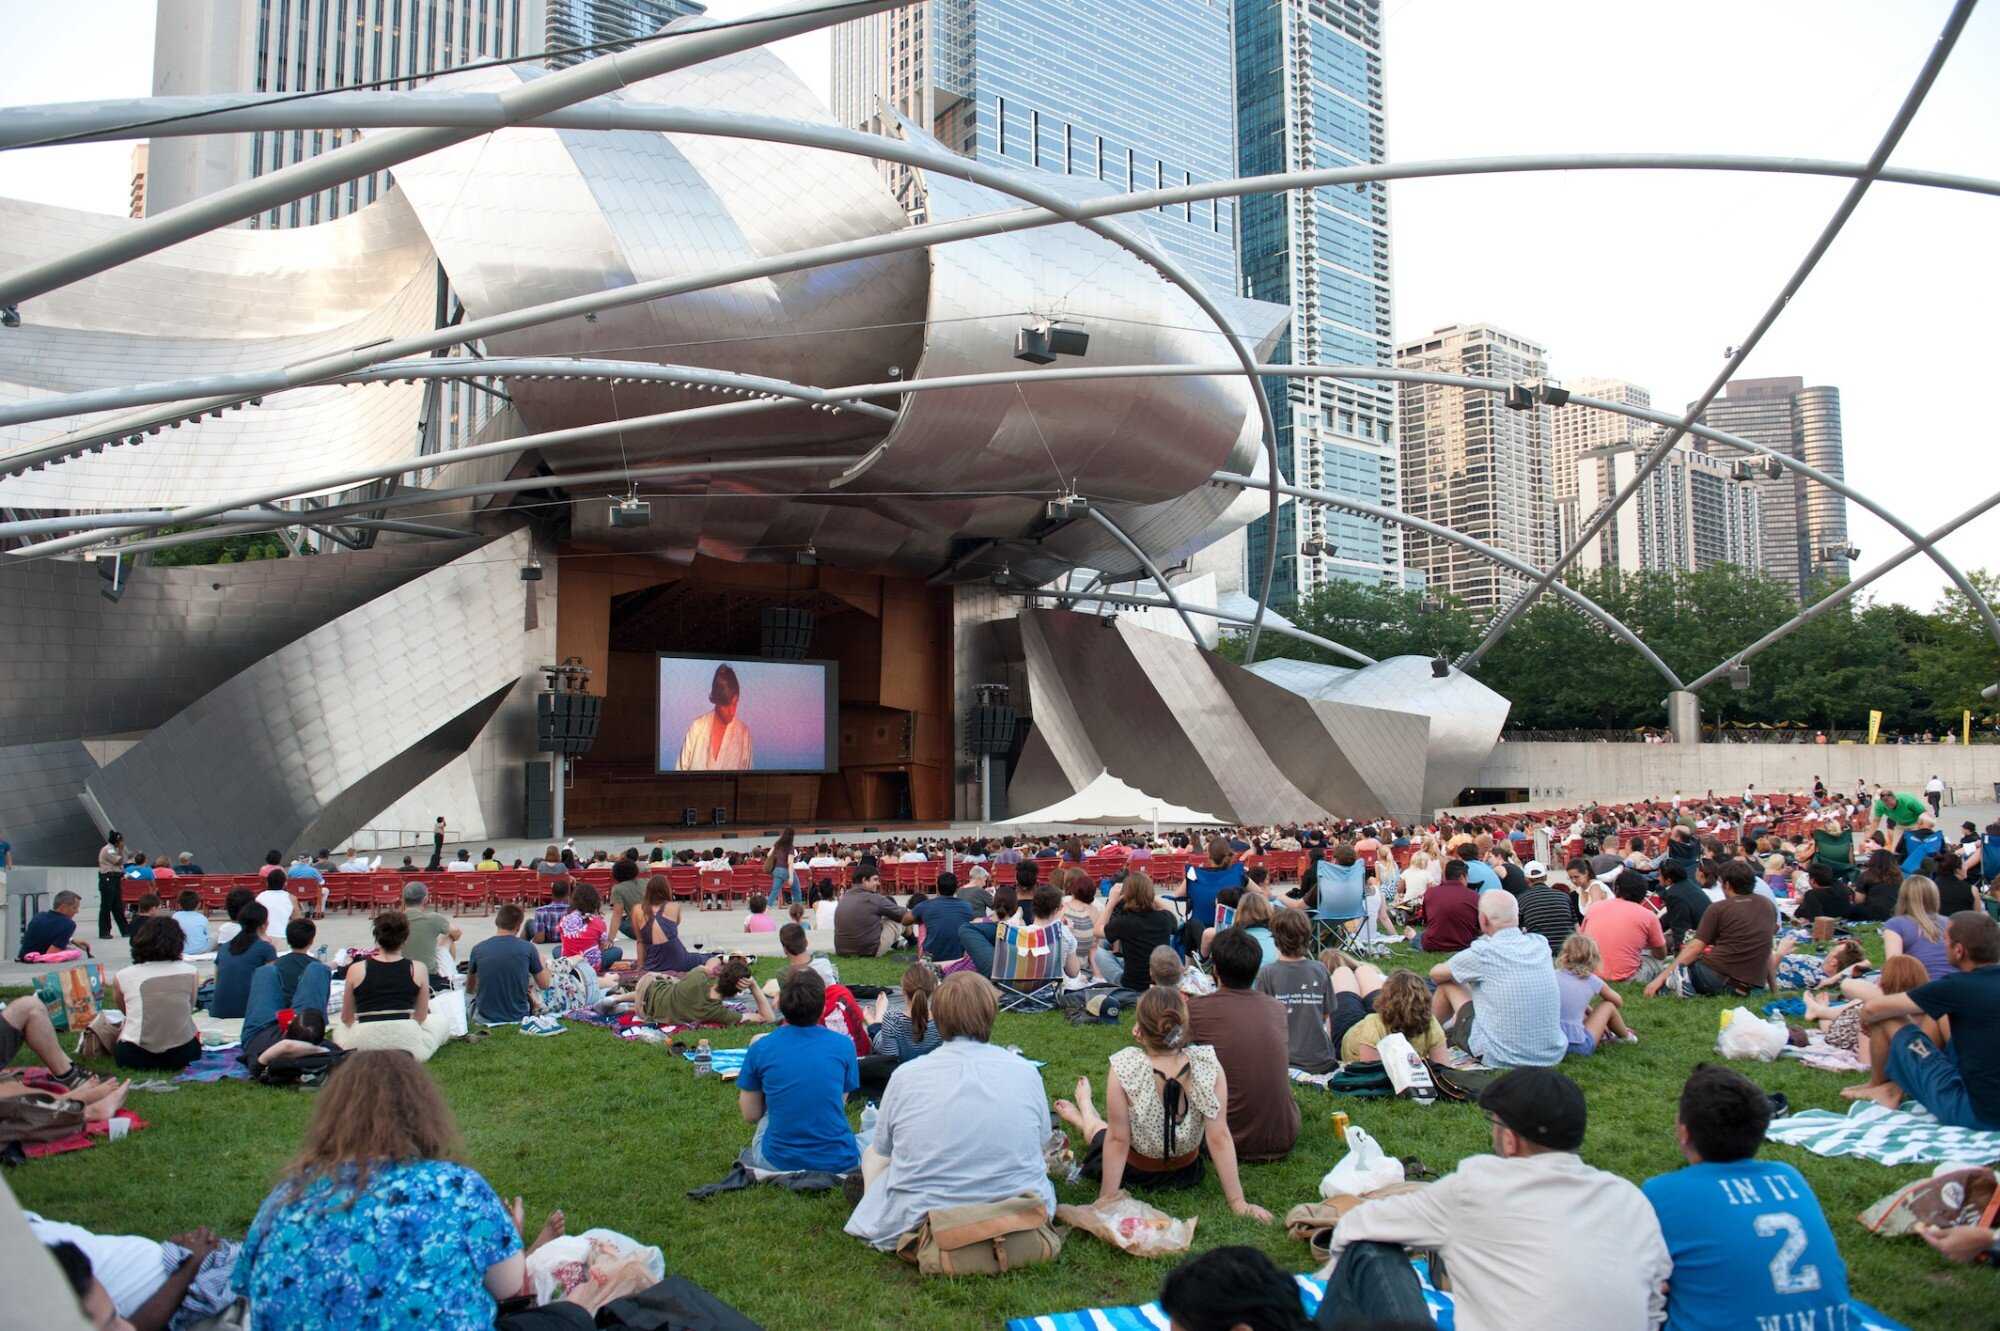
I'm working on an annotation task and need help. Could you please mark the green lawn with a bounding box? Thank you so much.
[6,945,1991,1330]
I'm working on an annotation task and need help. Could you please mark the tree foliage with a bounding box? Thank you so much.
[1218,564,2000,733]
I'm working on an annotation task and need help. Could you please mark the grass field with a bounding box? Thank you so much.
[6,940,1992,1330]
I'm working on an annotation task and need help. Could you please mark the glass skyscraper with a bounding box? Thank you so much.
[1236,0,1397,607]
[832,0,1240,296]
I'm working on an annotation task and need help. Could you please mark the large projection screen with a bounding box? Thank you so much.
[656,654,839,775]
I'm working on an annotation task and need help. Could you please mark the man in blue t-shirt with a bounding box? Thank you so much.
[738,967,861,1175]
[1896,814,1947,876]
[1644,1064,1851,1331]
[1854,910,2000,1129]
[17,890,89,960]
[467,904,553,1025]
[910,872,974,961]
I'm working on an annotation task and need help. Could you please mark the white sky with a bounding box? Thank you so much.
[3,0,1995,610]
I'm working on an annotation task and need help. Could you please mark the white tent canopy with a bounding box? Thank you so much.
[1000,770,1226,829]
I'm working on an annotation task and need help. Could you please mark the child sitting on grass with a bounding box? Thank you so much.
[1557,933,1637,1054]
[788,901,809,931]
[743,895,777,934]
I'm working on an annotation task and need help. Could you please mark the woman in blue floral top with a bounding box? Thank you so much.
[231,1050,557,1330]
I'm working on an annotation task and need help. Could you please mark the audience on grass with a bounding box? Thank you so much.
[1850,850,1903,922]
[29,1214,236,1331]
[1580,869,1669,984]
[1554,934,1636,1054]
[833,860,915,958]
[529,878,571,944]
[1514,859,1576,953]
[909,871,973,962]
[1,992,86,1086]
[1644,1064,1850,1331]
[1187,927,1299,1162]
[1315,1067,1669,1328]
[1645,860,1778,998]
[737,968,862,1175]
[845,973,1056,1250]
[1849,910,2000,1130]
[636,955,773,1029]
[467,904,553,1026]
[1430,892,1565,1069]
[113,917,202,1071]
[1253,909,1339,1074]
[401,882,463,989]
[1882,875,1953,980]
[1056,984,1271,1221]
[232,1051,559,1331]
[1158,1246,1313,1331]
[1403,858,1479,953]
[169,890,210,956]
[1656,859,1711,947]
[633,877,712,977]
[607,858,646,942]
[1097,871,1177,992]
[556,882,621,972]
[240,919,336,1069]
[1333,963,1448,1067]
[333,911,452,1061]
[207,902,274,1020]
[777,920,840,988]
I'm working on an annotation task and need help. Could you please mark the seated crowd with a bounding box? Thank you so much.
[12,787,2000,1329]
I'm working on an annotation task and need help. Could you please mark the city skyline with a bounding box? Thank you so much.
[2,0,1995,612]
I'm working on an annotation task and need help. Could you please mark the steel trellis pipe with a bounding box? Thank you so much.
[1457,0,1981,674]
[0,0,917,308]
[1685,485,2000,693]
[1015,588,1377,667]
[1084,507,1206,647]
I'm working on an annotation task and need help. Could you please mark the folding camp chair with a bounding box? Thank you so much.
[991,921,1062,1014]
[1309,859,1369,956]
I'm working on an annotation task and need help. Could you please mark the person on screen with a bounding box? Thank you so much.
[676,663,755,771]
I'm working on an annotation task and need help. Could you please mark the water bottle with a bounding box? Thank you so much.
[693,1038,713,1078]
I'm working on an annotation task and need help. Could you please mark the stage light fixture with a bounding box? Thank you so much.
[1301,538,1325,558]
[798,543,819,567]
[608,485,651,528]
[0,305,18,329]
[1045,493,1089,521]
[1505,383,1534,411]
[520,557,544,582]
[1014,320,1089,365]
[1525,378,1569,407]
[1430,655,1451,678]
[1729,665,1752,691]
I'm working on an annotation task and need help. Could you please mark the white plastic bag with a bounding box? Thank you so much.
[1716,1006,1787,1062]
[429,988,469,1039]
[1376,1031,1437,1104]
[526,1228,666,1306]
[1320,1125,1405,1198]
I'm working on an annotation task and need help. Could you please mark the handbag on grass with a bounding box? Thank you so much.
[894,1193,1063,1276]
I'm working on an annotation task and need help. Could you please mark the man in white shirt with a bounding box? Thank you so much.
[1925,773,1946,817]
[26,1212,239,1328]
[254,870,296,935]
[444,849,476,872]
[1316,1068,1669,1331]
[336,848,374,875]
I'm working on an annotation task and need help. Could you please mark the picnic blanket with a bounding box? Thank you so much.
[1780,1032,1869,1073]
[1765,1101,2000,1167]
[1003,1265,1909,1331]
[20,1110,150,1160]
[680,1048,750,1079]
[177,1049,251,1083]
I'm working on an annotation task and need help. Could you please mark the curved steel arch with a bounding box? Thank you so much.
[1016,588,1378,667]
[1083,507,1205,647]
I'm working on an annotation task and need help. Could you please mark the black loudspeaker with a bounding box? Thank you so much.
[713,806,728,826]
[967,703,1018,756]
[683,807,699,827]
[524,761,552,839]
[760,606,815,659]
[536,691,602,755]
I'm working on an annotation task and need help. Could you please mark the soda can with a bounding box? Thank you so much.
[1332,1111,1350,1143]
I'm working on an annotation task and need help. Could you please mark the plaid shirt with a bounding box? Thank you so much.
[532,900,569,942]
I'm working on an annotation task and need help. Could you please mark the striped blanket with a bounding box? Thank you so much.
[1765,1101,2000,1167]
[1004,1264,1908,1331]
[680,1047,750,1079]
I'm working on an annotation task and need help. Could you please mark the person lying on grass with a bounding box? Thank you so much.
[636,955,774,1028]
[30,1214,233,1331]
[1054,984,1271,1223]
[1848,909,2000,1130]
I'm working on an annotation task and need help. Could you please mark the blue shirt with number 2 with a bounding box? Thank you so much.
[1642,1158,1849,1331]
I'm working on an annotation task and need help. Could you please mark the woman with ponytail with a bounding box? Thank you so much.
[1053,985,1271,1222]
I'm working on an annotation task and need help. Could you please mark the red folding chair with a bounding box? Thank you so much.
[668,865,701,906]
[698,869,731,909]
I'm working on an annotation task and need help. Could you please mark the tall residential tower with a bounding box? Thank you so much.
[830,0,1240,295]
[1395,323,1551,612]
[1692,376,1849,599]
[1236,0,1398,605]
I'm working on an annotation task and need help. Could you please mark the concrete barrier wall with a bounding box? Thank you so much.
[1470,742,2000,808]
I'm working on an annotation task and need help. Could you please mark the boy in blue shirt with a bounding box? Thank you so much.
[171,888,212,955]
[737,967,862,1175]
[1643,1064,1850,1331]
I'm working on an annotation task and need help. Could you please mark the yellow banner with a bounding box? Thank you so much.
[1867,710,1883,745]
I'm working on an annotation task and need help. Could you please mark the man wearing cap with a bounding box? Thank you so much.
[1315,1067,1668,1329]
[1514,860,1576,955]
[1429,893,1566,1069]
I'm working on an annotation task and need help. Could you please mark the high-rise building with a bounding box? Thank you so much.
[1573,430,1762,577]
[1692,376,1849,598]
[1236,0,1398,607]
[1548,375,1648,550]
[128,143,149,219]
[541,0,706,67]
[828,0,1240,295]
[1395,323,1551,612]
[148,0,538,227]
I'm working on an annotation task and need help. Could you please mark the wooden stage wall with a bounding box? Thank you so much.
[554,552,954,830]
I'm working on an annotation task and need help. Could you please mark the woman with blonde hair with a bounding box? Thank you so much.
[1396,849,1435,908]
[232,1051,563,1329]
[1054,986,1271,1222]
[1883,875,1952,979]
[1554,934,1636,1054]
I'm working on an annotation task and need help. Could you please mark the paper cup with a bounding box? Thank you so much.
[106,1117,130,1142]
